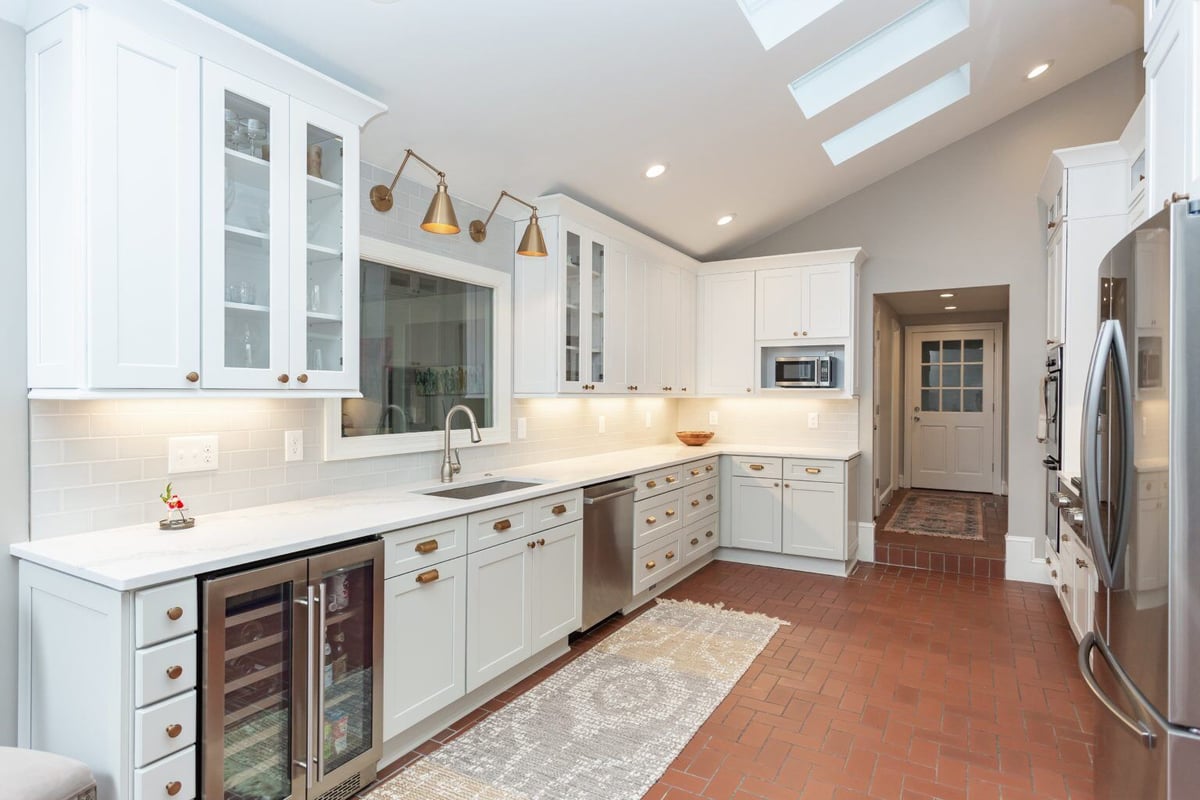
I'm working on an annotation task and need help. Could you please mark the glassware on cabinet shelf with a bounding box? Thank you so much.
[565,232,582,384]
[242,325,254,368]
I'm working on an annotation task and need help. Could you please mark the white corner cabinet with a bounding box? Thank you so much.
[25,3,383,396]
[513,195,699,396]
[697,249,865,397]
[1144,0,1200,211]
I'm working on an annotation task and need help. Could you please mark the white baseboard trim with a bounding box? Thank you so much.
[1005,534,1052,585]
[880,484,895,508]
[715,547,854,577]
[858,522,875,563]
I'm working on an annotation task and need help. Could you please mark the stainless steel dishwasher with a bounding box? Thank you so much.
[580,478,637,630]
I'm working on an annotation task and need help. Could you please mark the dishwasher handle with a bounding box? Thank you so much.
[583,486,638,504]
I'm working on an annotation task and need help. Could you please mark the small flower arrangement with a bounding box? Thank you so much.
[158,482,195,530]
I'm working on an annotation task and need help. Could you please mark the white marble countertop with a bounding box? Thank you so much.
[11,443,861,591]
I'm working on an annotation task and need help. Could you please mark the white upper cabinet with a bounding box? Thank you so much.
[697,272,756,396]
[756,268,805,341]
[25,3,384,396]
[756,264,852,341]
[1144,0,1195,209]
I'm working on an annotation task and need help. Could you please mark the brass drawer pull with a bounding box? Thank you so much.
[166,782,182,797]
[1076,558,1088,569]
[691,537,699,546]
[165,665,183,680]
[1062,584,1070,594]
[166,607,184,621]
[493,519,512,532]
[1051,570,1058,579]
[645,560,656,570]
[165,723,183,739]
[647,479,658,488]
[705,530,714,538]
[415,569,440,584]
[691,500,701,508]
[705,465,714,472]
[666,475,677,483]
[1062,533,1070,543]
[551,503,568,515]
[748,464,764,471]
[805,467,821,475]
[665,551,675,560]
[690,469,701,476]
[414,539,439,554]
[537,538,546,546]
[705,493,714,501]
[665,509,676,517]
[646,516,657,525]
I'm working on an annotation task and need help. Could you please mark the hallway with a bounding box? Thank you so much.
[874,489,1008,578]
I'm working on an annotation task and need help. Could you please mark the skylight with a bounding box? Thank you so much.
[822,64,971,165]
[789,0,969,118]
[736,0,845,50]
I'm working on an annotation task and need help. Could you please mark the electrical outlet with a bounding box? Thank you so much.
[285,430,304,462]
[708,410,719,426]
[598,415,606,434]
[645,411,653,428]
[168,435,219,474]
[808,412,820,429]
[516,417,527,440]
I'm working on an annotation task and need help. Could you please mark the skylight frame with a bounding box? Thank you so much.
[822,64,971,165]
[736,0,845,50]
[789,0,970,119]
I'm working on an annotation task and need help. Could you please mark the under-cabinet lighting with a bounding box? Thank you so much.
[1026,62,1053,80]
[822,64,971,165]
[789,0,969,118]
[944,305,958,310]
[736,0,845,50]
[940,292,955,298]
[645,164,667,179]
[717,214,736,226]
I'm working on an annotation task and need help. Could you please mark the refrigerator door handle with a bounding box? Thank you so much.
[1079,632,1158,749]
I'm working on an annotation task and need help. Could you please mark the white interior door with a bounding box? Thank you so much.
[906,328,998,493]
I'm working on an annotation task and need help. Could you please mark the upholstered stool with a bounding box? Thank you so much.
[0,747,96,800]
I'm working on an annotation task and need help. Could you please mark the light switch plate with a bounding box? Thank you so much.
[168,435,218,474]
[598,415,606,434]
[708,410,719,426]
[516,417,527,440]
[808,412,820,429]
[284,430,303,462]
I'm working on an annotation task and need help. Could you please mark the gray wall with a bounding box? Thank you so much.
[1,17,27,746]
[737,53,1144,554]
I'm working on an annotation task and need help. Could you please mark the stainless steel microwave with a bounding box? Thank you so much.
[775,355,835,388]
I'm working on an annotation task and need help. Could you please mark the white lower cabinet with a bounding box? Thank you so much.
[1057,534,1096,642]
[531,522,584,651]
[382,556,467,740]
[782,480,845,559]
[729,477,783,552]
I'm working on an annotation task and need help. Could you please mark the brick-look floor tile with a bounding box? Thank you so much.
[365,562,1095,800]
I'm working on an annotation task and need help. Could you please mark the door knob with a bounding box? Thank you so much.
[913,415,921,422]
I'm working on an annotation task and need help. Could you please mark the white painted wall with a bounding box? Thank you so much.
[735,53,1144,553]
[0,17,27,746]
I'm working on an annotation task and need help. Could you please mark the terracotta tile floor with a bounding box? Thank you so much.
[370,561,1095,800]
[875,489,1009,578]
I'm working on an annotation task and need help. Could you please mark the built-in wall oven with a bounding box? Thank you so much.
[1043,346,1064,551]
[775,355,835,388]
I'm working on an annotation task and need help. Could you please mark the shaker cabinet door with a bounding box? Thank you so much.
[530,521,583,652]
[782,481,845,559]
[729,477,782,553]
[466,538,531,692]
[698,272,756,395]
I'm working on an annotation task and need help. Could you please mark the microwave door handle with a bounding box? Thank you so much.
[1081,320,1116,582]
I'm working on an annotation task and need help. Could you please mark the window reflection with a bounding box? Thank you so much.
[340,261,493,438]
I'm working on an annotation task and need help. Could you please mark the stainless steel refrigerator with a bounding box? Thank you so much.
[1078,200,1200,799]
[200,539,383,800]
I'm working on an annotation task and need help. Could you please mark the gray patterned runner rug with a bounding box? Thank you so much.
[367,599,785,800]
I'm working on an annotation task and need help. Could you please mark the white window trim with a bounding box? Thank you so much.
[322,237,512,461]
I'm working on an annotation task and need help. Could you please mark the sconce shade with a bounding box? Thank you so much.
[517,214,548,257]
[421,179,460,235]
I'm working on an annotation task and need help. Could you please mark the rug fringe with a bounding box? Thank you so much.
[653,597,790,626]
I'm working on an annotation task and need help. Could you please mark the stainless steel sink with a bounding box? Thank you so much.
[420,479,542,500]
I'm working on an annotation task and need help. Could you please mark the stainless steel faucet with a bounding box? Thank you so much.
[441,404,482,483]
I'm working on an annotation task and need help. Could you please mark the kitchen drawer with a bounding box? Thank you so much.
[383,516,467,578]
[1137,471,1167,500]
[532,489,583,530]
[783,458,843,484]
[683,478,719,523]
[682,513,720,565]
[135,635,197,707]
[468,500,534,552]
[134,691,196,768]
[133,745,195,800]
[633,533,683,595]
[729,456,783,479]
[135,580,197,648]
[682,458,719,483]
[634,491,683,547]
[634,465,684,501]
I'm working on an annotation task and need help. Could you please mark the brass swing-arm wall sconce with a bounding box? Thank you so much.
[469,190,548,257]
[368,149,460,235]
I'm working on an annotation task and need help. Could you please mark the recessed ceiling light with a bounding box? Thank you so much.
[944,305,958,310]
[1026,61,1053,80]
[940,292,955,298]
[644,164,667,179]
[717,214,736,226]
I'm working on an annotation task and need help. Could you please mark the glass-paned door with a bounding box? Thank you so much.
[290,101,360,391]
[560,226,611,392]
[564,231,582,387]
[201,63,291,389]
[590,239,606,385]
[202,560,307,800]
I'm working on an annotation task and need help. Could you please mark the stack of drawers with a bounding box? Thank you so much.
[632,457,719,594]
[132,581,199,800]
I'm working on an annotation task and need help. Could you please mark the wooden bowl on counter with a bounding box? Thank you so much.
[676,430,715,446]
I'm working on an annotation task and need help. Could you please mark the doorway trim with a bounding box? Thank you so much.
[903,322,1005,495]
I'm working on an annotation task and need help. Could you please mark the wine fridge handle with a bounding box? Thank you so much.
[316,580,327,781]
[304,585,316,789]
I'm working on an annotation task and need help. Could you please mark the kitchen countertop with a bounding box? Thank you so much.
[10,443,861,591]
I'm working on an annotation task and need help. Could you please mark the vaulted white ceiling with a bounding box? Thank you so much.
[171,0,1141,258]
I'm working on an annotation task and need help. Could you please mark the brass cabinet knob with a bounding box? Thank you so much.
[537,538,546,546]
[1045,556,1051,564]
[166,781,182,797]
[1051,570,1058,579]
[633,385,638,391]
[1076,558,1088,569]
[414,539,439,554]
[415,569,440,584]
[646,516,657,525]
[1062,584,1070,594]
[691,537,700,546]
[665,475,677,483]
[665,551,675,560]
[1062,533,1070,543]
[185,371,199,383]
[665,509,676,517]
[647,480,657,488]
[705,465,714,472]
[493,519,512,532]
[748,464,764,471]
[166,607,184,621]
[297,373,309,384]
[277,374,289,383]
[705,494,714,501]
[784,483,790,488]
[773,482,780,488]
[165,665,183,680]
[645,560,656,570]
[691,500,701,508]
[705,530,714,538]
[527,541,537,549]
[691,469,701,476]
[551,504,567,515]
[802,331,808,336]
[165,723,183,739]
[793,331,799,337]
[1047,221,1057,230]
[746,387,752,392]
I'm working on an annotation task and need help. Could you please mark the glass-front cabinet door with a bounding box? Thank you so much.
[560,225,613,393]
[201,62,291,389]
[289,100,359,392]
